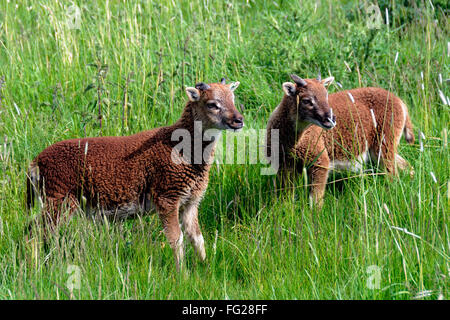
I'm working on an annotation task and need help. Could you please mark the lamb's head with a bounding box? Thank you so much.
[282,74,336,130]
[185,79,244,131]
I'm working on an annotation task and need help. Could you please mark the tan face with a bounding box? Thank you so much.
[282,75,336,130]
[186,81,244,130]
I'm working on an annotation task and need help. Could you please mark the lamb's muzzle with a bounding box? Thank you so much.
[325,108,337,129]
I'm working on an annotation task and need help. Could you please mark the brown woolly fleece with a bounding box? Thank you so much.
[26,80,243,270]
[267,82,414,205]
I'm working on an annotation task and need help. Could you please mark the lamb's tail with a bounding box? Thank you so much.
[26,160,39,209]
[401,101,415,144]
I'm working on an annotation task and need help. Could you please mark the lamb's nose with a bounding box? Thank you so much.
[327,108,336,125]
[326,112,336,128]
[234,116,243,124]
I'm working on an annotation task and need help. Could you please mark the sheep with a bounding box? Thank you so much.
[26,79,244,270]
[266,74,414,206]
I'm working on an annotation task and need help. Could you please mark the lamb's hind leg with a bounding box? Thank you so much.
[374,147,396,175]
[395,154,414,177]
[28,194,79,240]
[25,194,79,266]
[181,202,206,261]
[371,131,401,176]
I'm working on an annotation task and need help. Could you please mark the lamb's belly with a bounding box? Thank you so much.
[84,195,156,219]
[329,151,369,172]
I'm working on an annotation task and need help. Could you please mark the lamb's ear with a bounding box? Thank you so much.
[186,87,201,101]
[228,81,240,92]
[321,76,334,87]
[282,82,296,96]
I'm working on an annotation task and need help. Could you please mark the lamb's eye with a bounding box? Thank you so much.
[302,98,312,105]
[207,103,219,110]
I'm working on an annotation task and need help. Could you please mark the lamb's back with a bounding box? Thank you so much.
[35,128,163,204]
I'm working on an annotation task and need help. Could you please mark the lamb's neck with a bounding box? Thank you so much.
[268,99,311,160]
[172,103,221,166]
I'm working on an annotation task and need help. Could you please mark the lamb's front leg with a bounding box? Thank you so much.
[308,166,330,208]
[181,202,206,261]
[157,202,184,271]
[307,153,330,208]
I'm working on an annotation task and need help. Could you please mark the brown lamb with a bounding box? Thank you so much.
[266,74,414,206]
[26,79,244,270]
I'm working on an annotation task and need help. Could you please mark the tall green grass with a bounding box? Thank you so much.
[0,0,448,299]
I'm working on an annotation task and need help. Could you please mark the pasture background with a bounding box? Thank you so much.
[0,0,448,299]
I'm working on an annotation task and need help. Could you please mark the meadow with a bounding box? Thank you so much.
[0,0,448,299]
